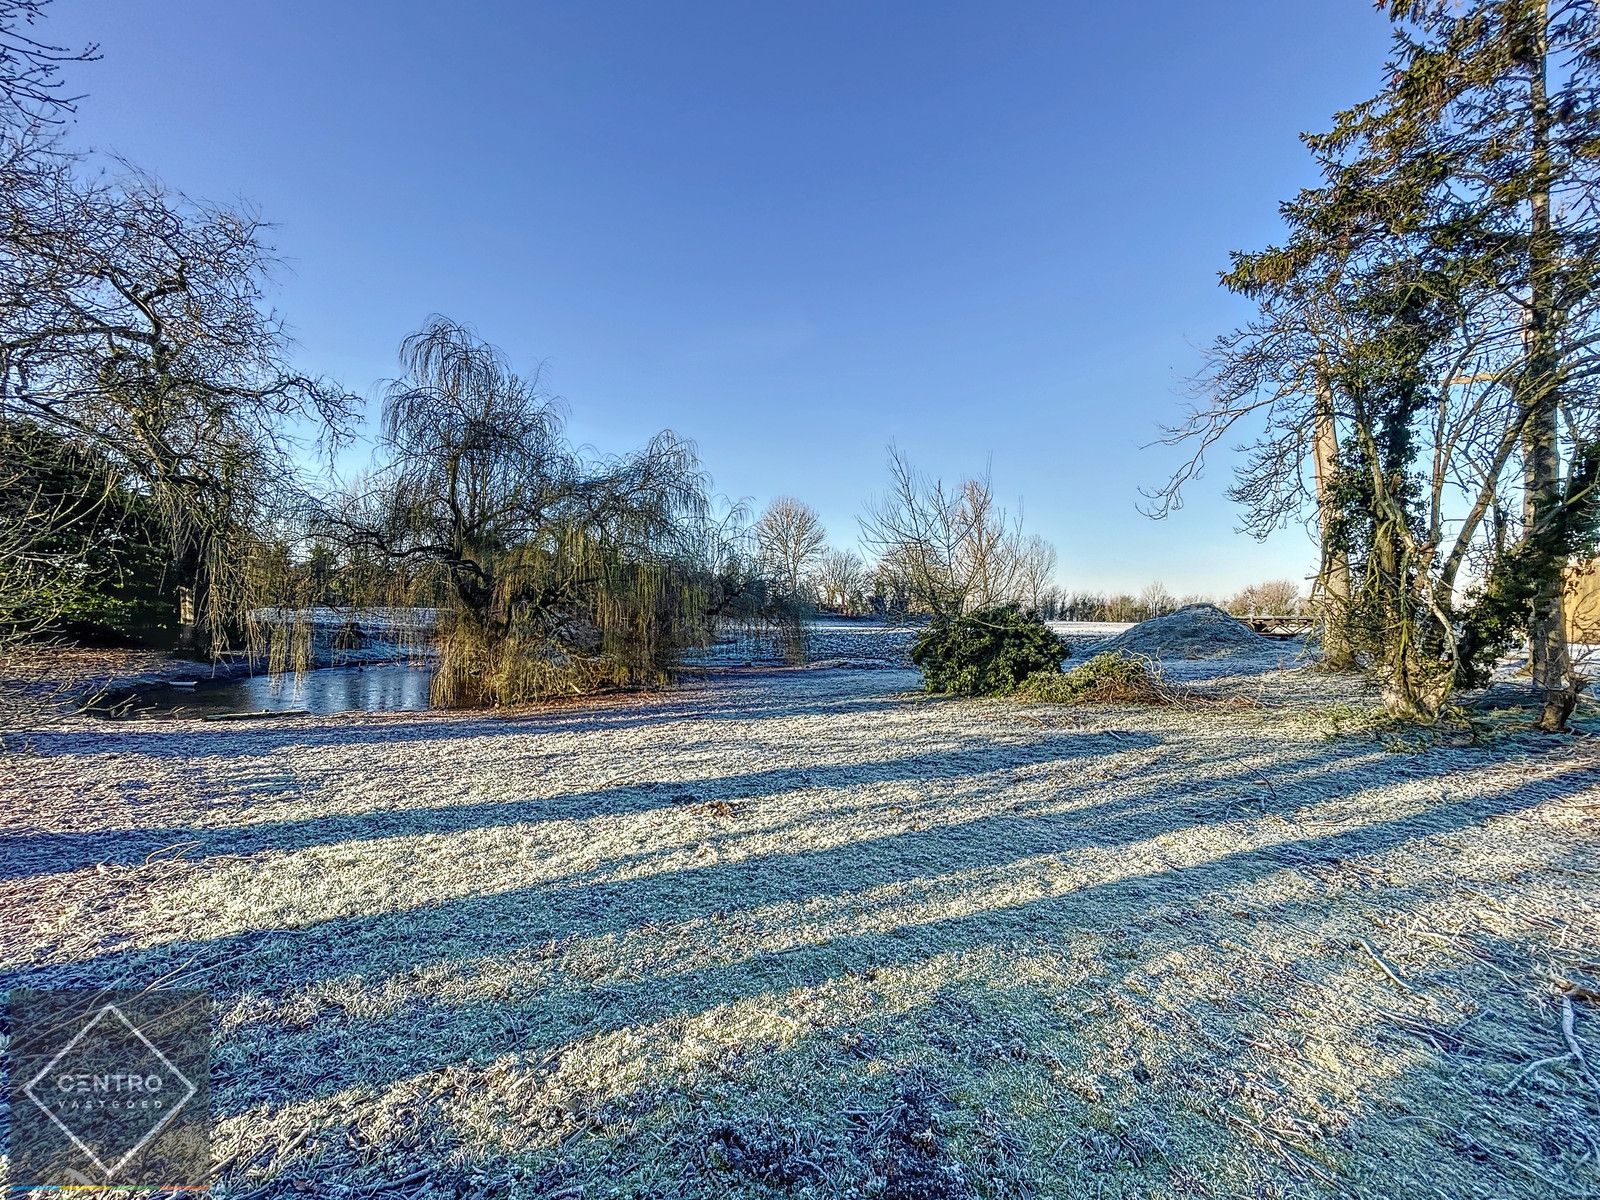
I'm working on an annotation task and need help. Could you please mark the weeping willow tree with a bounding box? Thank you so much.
[318,316,742,707]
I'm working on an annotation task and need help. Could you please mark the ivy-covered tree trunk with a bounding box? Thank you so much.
[1524,407,1574,728]
[1521,9,1577,729]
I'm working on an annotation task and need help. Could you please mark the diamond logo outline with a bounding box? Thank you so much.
[22,1002,200,1179]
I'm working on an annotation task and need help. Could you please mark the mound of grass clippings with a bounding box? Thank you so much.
[1096,603,1269,660]
[1016,650,1171,705]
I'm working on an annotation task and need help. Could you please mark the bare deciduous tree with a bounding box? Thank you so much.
[952,476,1025,609]
[815,548,866,613]
[753,497,826,600]
[1224,579,1303,617]
[860,447,1039,619]
[1015,535,1058,614]
[0,0,96,125]
[1138,581,1177,618]
[1,168,353,650]
[860,449,969,619]
[0,4,354,656]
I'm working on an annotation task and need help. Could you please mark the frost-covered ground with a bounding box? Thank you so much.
[2,654,1599,1198]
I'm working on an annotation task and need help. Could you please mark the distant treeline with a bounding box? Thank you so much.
[812,569,1305,625]
[1048,580,1304,624]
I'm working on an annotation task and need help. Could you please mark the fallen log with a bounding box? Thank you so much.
[201,709,311,721]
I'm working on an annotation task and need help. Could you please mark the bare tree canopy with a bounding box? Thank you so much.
[0,2,354,654]
[1015,534,1059,614]
[815,547,866,612]
[1,166,355,648]
[1224,579,1303,618]
[0,0,96,124]
[753,497,827,600]
[860,446,1052,619]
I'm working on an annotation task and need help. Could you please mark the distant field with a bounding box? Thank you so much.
[690,617,1140,670]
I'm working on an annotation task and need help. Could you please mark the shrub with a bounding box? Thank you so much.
[911,605,1068,697]
[0,421,176,647]
[1016,651,1169,705]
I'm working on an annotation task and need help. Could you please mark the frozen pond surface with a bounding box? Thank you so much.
[101,661,436,718]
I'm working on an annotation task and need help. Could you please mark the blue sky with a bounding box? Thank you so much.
[48,2,1393,595]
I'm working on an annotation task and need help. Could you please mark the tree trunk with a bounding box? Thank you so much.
[172,541,212,658]
[174,584,199,655]
[1371,516,1441,720]
[1522,5,1575,731]
[1311,375,1354,668]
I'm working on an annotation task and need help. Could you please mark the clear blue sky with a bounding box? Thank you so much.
[49,1,1392,596]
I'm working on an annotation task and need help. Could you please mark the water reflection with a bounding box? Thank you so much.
[109,662,436,718]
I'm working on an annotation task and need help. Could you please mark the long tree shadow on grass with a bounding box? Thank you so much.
[403,873,1599,1200]
[209,756,1600,1112]
[0,729,1152,879]
[0,690,1475,883]
[8,747,1595,1119]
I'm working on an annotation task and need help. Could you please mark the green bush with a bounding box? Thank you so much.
[1016,651,1168,705]
[911,605,1068,696]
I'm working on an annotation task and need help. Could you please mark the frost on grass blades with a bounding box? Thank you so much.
[4,1,1600,1197]
[4,656,1599,1197]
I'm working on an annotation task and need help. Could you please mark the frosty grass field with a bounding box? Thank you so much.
[2,621,1599,1198]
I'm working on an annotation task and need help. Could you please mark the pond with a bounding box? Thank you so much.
[97,661,436,719]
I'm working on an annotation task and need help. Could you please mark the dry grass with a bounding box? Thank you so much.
[1018,653,1267,717]
[1,663,1598,1198]
[1016,651,1176,707]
